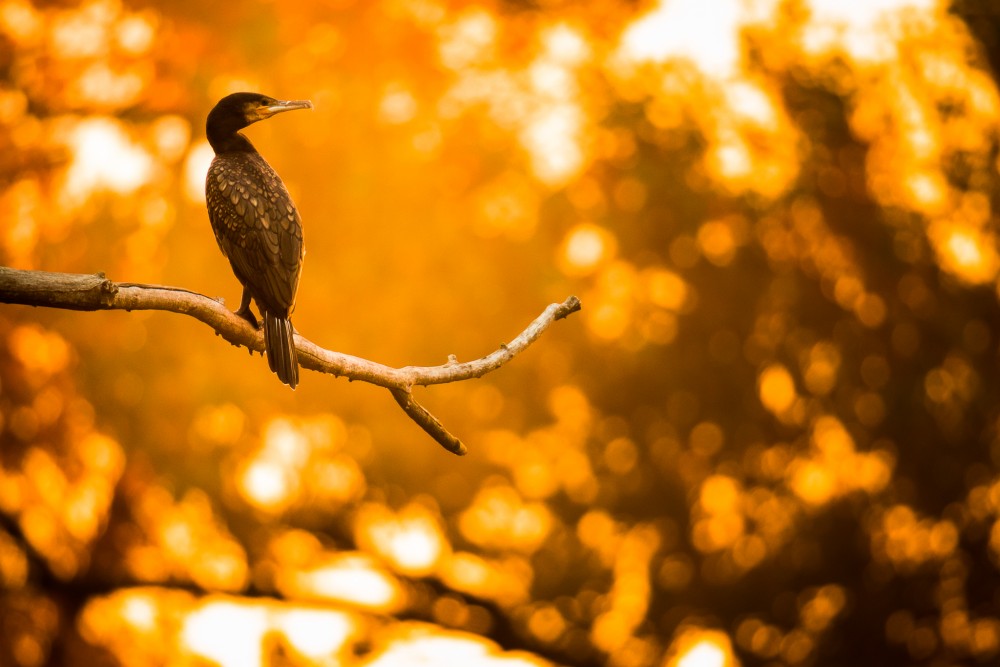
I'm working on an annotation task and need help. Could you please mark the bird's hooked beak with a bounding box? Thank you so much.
[259,99,313,119]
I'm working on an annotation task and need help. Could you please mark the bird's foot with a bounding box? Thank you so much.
[235,305,259,329]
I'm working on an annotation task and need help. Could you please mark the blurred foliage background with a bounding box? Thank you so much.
[2,0,1000,665]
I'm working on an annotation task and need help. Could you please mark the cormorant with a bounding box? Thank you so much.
[205,92,312,388]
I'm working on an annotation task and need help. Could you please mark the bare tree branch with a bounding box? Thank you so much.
[0,266,581,455]
[390,387,467,455]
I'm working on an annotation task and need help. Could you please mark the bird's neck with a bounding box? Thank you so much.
[207,129,257,155]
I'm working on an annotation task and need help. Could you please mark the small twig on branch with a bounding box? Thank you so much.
[390,388,466,455]
[0,266,581,455]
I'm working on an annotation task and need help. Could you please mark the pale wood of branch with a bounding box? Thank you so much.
[0,266,581,455]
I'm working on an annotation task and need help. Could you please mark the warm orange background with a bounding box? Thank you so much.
[2,1,1000,665]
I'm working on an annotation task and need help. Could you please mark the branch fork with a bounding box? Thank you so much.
[0,266,581,455]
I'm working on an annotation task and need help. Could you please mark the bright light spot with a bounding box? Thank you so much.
[459,486,553,554]
[804,343,841,395]
[618,0,744,78]
[693,475,746,554]
[0,1,42,43]
[151,115,191,163]
[565,226,604,267]
[528,605,567,643]
[586,261,639,341]
[666,629,737,667]
[238,459,291,512]
[604,437,638,475]
[439,18,588,189]
[758,364,797,416]
[76,63,145,107]
[877,504,960,567]
[520,104,584,185]
[380,84,418,124]
[275,608,357,659]
[280,553,405,612]
[121,594,156,632]
[700,476,740,515]
[8,325,70,377]
[51,7,108,58]
[932,224,1000,284]
[800,0,938,63]
[559,223,613,275]
[183,141,214,203]
[590,525,661,652]
[530,61,574,98]
[726,81,777,128]
[789,460,837,505]
[81,591,367,667]
[712,136,752,181]
[905,172,945,210]
[0,531,27,587]
[542,24,589,65]
[787,416,894,507]
[439,10,496,69]
[235,417,363,516]
[264,419,310,466]
[644,269,688,311]
[443,552,492,589]
[439,552,531,606]
[355,502,449,577]
[127,487,248,591]
[800,585,848,632]
[386,526,440,573]
[116,15,155,54]
[808,0,937,29]
[307,454,366,506]
[63,118,152,203]
[366,629,489,666]
[181,601,268,667]
[363,625,551,667]
[679,639,727,667]
[697,220,738,266]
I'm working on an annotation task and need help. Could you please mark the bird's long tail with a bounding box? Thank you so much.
[263,311,299,389]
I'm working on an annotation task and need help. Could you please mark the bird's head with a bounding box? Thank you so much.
[209,92,313,129]
[206,92,313,153]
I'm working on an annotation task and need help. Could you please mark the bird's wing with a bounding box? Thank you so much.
[207,154,304,315]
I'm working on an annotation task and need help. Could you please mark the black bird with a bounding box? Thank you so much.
[205,92,312,388]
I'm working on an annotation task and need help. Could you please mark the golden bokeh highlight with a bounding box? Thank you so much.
[7,324,71,378]
[234,416,364,515]
[360,623,554,667]
[459,485,553,554]
[871,504,959,571]
[123,486,248,591]
[61,118,152,204]
[267,529,406,613]
[355,500,449,577]
[78,588,371,667]
[664,627,738,667]
[558,222,616,277]
[0,433,124,579]
[802,342,840,396]
[786,416,894,507]
[438,551,532,608]
[481,385,599,505]
[697,217,748,267]
[758,364,798,418]
[693,475,744,553]
[590,524,660,657]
